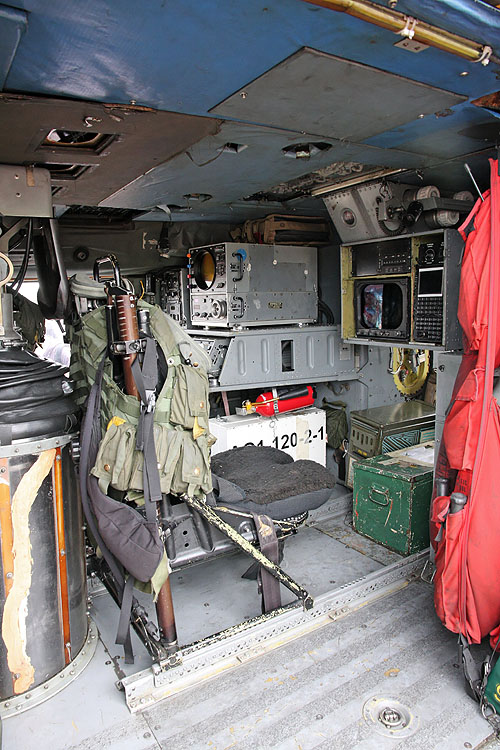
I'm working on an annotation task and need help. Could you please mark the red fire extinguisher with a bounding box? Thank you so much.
[243,385,315,417]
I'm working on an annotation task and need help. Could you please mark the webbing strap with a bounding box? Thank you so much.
[115,575,135,663]
[131,337,162,522]
[254,514,282,612]
[459,634,483,700]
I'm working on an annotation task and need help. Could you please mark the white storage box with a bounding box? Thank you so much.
[209,407,326,465]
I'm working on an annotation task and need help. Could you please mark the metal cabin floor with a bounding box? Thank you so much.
[4,489,498,750]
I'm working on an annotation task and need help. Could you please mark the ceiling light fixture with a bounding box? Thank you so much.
[182,193,212,202]
[282,142,332,159]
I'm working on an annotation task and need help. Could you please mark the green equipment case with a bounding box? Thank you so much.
[484,656,500,713]
[349,400,435,458]
[352,454,433,555]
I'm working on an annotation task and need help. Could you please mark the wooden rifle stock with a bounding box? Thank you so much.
[115,294,139,398]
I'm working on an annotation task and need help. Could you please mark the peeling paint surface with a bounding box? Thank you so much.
[2,449,56,694]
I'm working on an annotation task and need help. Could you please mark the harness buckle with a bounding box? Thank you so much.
[145,390,156,413]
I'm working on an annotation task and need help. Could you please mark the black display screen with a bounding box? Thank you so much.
[418,267,443,296]
[361,282,403,329]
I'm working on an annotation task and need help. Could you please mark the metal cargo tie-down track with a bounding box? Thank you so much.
[121,549,428,712]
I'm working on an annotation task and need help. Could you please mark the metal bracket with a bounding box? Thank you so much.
[0,217,28,257]
[152,651,183,682]
[0,166,52,217]
[110,338,147,356]
[420,558,436,584]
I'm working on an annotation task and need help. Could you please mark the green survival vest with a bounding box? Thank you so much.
[68,301,214,503]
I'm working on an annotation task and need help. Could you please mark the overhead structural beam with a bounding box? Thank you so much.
[301,0,500,66]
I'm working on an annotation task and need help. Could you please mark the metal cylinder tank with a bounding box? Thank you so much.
[0,434,87,699]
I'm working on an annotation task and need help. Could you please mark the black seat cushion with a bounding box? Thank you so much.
[211,445,335,520]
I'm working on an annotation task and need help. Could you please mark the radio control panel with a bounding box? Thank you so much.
[341,229,463,350]
[187,242,318,328]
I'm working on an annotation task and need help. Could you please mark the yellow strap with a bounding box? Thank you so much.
[193,416,205,440]
[107,416,126,431]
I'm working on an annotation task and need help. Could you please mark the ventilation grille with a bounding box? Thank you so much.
[382,430,420,453]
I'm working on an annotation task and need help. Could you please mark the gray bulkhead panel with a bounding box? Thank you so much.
[190,325,356,391]
[434,350,462,466]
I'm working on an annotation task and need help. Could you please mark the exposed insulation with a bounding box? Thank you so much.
[2,449,56,694]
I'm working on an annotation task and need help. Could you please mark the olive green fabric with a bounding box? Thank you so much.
[92,421,212,497]
[322,399,348,451]
[170,362,210,431]
[68,301,213,500]
[12,291,45,350]
[68,301,214,593]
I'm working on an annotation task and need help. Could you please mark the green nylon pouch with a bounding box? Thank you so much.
[322,399,348,451]
[92,422,212,497]
[170,362,209,431]
[93,421,137,493]
[177,433,212,492]
[12,291,46,350]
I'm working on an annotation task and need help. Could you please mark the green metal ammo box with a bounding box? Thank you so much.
[349,401,435,459]
[352,454,433,555]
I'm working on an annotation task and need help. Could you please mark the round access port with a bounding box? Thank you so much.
[193,250,216,290]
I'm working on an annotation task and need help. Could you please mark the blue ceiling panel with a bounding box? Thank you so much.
[210,47,467,141]
[364,102,499,154]
[0,4,27,90]
[1,0,498,216]
[3,0,499,117]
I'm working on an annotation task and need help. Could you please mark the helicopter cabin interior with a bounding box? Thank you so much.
[1,1,500,749]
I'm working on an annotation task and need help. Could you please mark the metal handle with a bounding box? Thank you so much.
[232,296,245,319]
[93,253,123,288]
[368,485,390,507]
[231,252,244,282]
